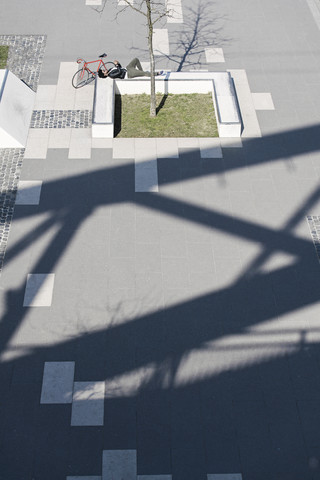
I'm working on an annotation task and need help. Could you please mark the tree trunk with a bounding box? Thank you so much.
[146,0,156,117]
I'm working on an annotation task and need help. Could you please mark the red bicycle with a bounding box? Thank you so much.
[72,53,115,88]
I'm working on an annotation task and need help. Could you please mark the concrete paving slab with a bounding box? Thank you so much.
[23,273,55,307]
[252,92,275,110]
[40,361,75,404]
[138,477,172,480]
[102,450,137,480]
[16,180,42,205]
[24,129,49,159]
[177,137,199,149]
[199,138,223,158]
[112,138,134,158]
[34,85,57,109]
[166,0,183,23]
[205,48,225,63]
[156,138,179,158]
[71,381,105,426]
[68,128,92,158]
[48,128,72,148]
[153,29,170,56]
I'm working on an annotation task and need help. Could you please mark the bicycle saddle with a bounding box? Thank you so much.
[99,53,107,58]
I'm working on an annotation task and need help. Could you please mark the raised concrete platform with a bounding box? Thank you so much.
[92,72,241,138]
[0,69,35,147]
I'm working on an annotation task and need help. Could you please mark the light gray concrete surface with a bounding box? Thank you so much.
[40,361,75,404]
[2,0,320,479]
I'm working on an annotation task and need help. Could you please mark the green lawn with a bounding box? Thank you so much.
[0,46,9,69]
[115,93,218,138]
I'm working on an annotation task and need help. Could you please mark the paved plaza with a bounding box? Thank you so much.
[1,0,320,479]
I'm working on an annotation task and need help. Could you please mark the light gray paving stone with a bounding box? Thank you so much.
[23,273,55,307]
[92,137,114,149]
[156,138,179,158]
[252,92,275,110]
[102,450,137,480]
[306,0,320,30]
[138,476,172,480]
[228,69,261,138]
[205,47,225,63]
[16,180,42,205]
[67,477,101,480]
[135,163,159,192]
[219,138,243,148]
[199,138,223,158]
[177,137,199,149]
[112,138,135,158]
[40,361,75,404]
[71,381,105,426]
[166,0,183,23]
[207,476,242,480]
[153,28,170,55]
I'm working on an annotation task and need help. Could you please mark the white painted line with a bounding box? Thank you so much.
[166,0,183,23]
[16,181,42,205]
[68,128,92,159]
[220,137,242,148]
[199,138,223,158]
[102,450,137,480]
[40,361,75,404]
[207,475,242,480]
[205,48,225,63]
[23,273,55,307]
[33,85,57,110]
[24,129,49,159]
[153,29,170,56]
[156,138,179,158]
[228,69,261,138]
[71,382,105,426]
[252,92,275,110]
[177,137,199,149]
[48,128,72,148]
[112,138,134,158]
[135,138,159,192]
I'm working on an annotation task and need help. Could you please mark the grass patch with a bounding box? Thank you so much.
[0,46,9,69]
[115,93,218,138]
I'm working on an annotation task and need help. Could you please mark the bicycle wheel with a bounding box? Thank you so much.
[72,68,94,88]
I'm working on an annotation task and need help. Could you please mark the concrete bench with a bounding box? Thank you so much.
[0,69,35,148]
[92,72,242,138]
[92,77,115,138]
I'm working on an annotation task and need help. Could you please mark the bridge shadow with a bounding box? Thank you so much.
[0,122,320,479]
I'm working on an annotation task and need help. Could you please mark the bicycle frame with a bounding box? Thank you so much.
[77,58,109,76]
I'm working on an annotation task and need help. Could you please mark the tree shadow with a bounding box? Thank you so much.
[156,93,168,114]
[164,1,230,71]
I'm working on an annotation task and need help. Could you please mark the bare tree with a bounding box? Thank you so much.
[97,0,170,117]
